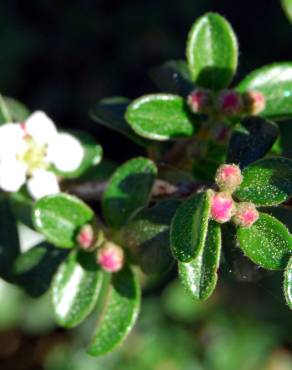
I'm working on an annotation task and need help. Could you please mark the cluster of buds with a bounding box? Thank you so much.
[76,224,124,273]
[210,164,259,228]
[187,88,265,117]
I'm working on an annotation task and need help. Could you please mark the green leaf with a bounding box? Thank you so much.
[237,213,292,270]
[284,256,292,309]
[52,250,103,328]
[170,191,211,262]
[103,157,157,229]
[14,242,67,297]
[90,97,149,147]
[125,94,196,141]
[235,157,292,206]
[186,12,238,90]
[33,194,94,248]
[121,200,180,274]
[149,60,193,97]
[87,265,140,356]
[178,220,221,300]
[0,96,30,124]
[282,0,292,23]
[0,197,20,282]
[227,117,279,168]
[53,131,103,179]
[237,63,292,120]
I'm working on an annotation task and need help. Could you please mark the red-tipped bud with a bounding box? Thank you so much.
[215,164,243,193]
[217,90,243,116]
[232,202,259,228]
[97,242,124,273]
[77,224,96,251]
[210,191,235,224]
[187,88,211,113]
[243,90,266,115]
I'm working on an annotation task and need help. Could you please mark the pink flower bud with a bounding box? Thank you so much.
[97,242,124,273]
[210,192,235,223]
[215,164,243,193]
[187,88,211,113]
[232,202,259,228]
[243,90,266,115]
[217,90,243,116]
[77,224,96,251]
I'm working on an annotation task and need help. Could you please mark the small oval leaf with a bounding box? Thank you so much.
[237,213,292,270]
[237,63,292,120]
[52,251,103,328]
[284,256,292,309]
[0,96,30,125]
[103,157,157,229]
[178,220,221,300]
[122,200,180,274]
[33,194,94,248]
[186,12,238,90]
[125,94,196,141]
[235,157,292,206]
[170,191,211,262]
[282,0,292,23]
[87,265,140,356]
[227,116,279,169]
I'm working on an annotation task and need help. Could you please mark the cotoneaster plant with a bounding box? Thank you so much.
[1,11,292,357]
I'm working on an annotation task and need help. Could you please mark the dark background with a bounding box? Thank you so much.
[1,0,292,161]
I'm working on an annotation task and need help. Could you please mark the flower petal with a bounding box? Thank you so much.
[47,133,84,172]
[0,158,27,192]
[0,123,26,159]
[25,111,58,145]
[27,169,60,200]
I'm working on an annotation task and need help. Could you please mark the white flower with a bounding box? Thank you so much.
[47,133,84,172]
[27,169,60,200]
[0,111,84,199]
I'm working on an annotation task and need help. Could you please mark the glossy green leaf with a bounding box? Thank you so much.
[122,200,180,274]
[87,266,140,356]
[0,197,20,282]
[237,63,292,120]
[103,157,157,229]
[235,157,292,206]
[186,12,238,90]
[237,213,292,270]
[282,0,292,23]
[0,96,30,124]
[170,191,211,262]
[53,131,103,179]
[52,250,103,328]
[125,94,196,141]
[90,97,149,147]
[227,117,279,168]
[14,243,67,297]
[284,256,292,309]
[33,194,94,248]
[149,60,193,97]
[178,220,221,300]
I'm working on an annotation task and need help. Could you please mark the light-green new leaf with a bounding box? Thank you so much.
[186,12,238,90]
